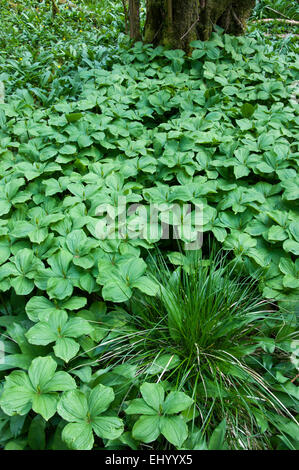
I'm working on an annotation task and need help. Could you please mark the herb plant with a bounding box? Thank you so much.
[0,0,298,452]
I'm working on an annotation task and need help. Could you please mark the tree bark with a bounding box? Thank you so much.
[129,0,142,41]
[122,0,129,34]
[144,0,256,51]
[51,0,59,16]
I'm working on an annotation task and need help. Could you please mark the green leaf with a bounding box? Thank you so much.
[289,221,299,242]
[0,371,34,416]
[132,276,159,296]
[88,384,115,417]
[47,277,73,300]
[268,225,287,242]
[66,113,83,123]
[140,382,165,412]
[62,422,94,450]
[77,135,93,149]
[120,258,147,283]
[62,296,87,311]
[28,416,46,450]
[10,414,26,438]
[60,144,77,155]
[279,258,296,277]
[146,354,181,375]
[28,356,57,390]
[44,371,76,392]
[0,237,10,264]
[283,239,299,256]
[92,416,124,440]
[101,279,132,303]
[62,317,93,338]
[162,391,193,415]
[208,419,227,450]
[0,200,11,216]
[26,322,57,346]
[4,439,27,450]
[57,390,89,422]
[125,398,157,416]
[11,276,34,295]
[54,337,80,362]
[31,393,58,421]
[71,366,92,384]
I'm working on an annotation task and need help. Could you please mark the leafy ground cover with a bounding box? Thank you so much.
[0,0,298,452]
[0,0,128,101]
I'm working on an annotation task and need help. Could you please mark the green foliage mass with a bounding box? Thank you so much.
[0,0,298,452]
[1,34,298,306]
[98,250,299,450]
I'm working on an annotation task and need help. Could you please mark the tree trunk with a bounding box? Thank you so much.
[144,0,256,51]
[51,0,59,16]
[122,0,129,34]
[129,0,142,41]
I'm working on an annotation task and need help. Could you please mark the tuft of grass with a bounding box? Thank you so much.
[97,249,298,449]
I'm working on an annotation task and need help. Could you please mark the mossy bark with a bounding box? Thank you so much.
[217,0,256,36]
[144,0,199,51]
[144,0,256,51]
